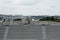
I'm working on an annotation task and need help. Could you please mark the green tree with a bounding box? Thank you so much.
[45,17,51,21]
[50,16,55,21]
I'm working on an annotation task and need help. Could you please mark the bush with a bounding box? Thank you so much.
[13,19,22,21]
[39,16,60,22]
[55,19,60,22]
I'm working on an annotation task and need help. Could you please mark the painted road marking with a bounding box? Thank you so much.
[42,26,46,40]
[24,25,29,26]
[3,27,9,40]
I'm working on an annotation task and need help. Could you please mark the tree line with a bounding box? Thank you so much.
[39,16,60,22]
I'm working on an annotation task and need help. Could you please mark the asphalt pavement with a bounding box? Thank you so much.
[0,24,60,40]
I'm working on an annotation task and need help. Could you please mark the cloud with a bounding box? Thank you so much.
[0,0,40,6]
[14,0,38,5]
[0,0,60,16]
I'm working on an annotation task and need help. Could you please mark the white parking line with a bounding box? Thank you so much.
[42,26,46,40]
[24,25,28,26]
[3,27,10,40]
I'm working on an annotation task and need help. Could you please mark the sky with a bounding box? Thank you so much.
[0,0,60,16]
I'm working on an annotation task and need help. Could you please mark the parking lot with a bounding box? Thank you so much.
[0,22,60,40]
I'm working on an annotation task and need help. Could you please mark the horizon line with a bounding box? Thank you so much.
[0,14,60,16]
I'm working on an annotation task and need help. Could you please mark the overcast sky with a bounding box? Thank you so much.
[0,0,60,16]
